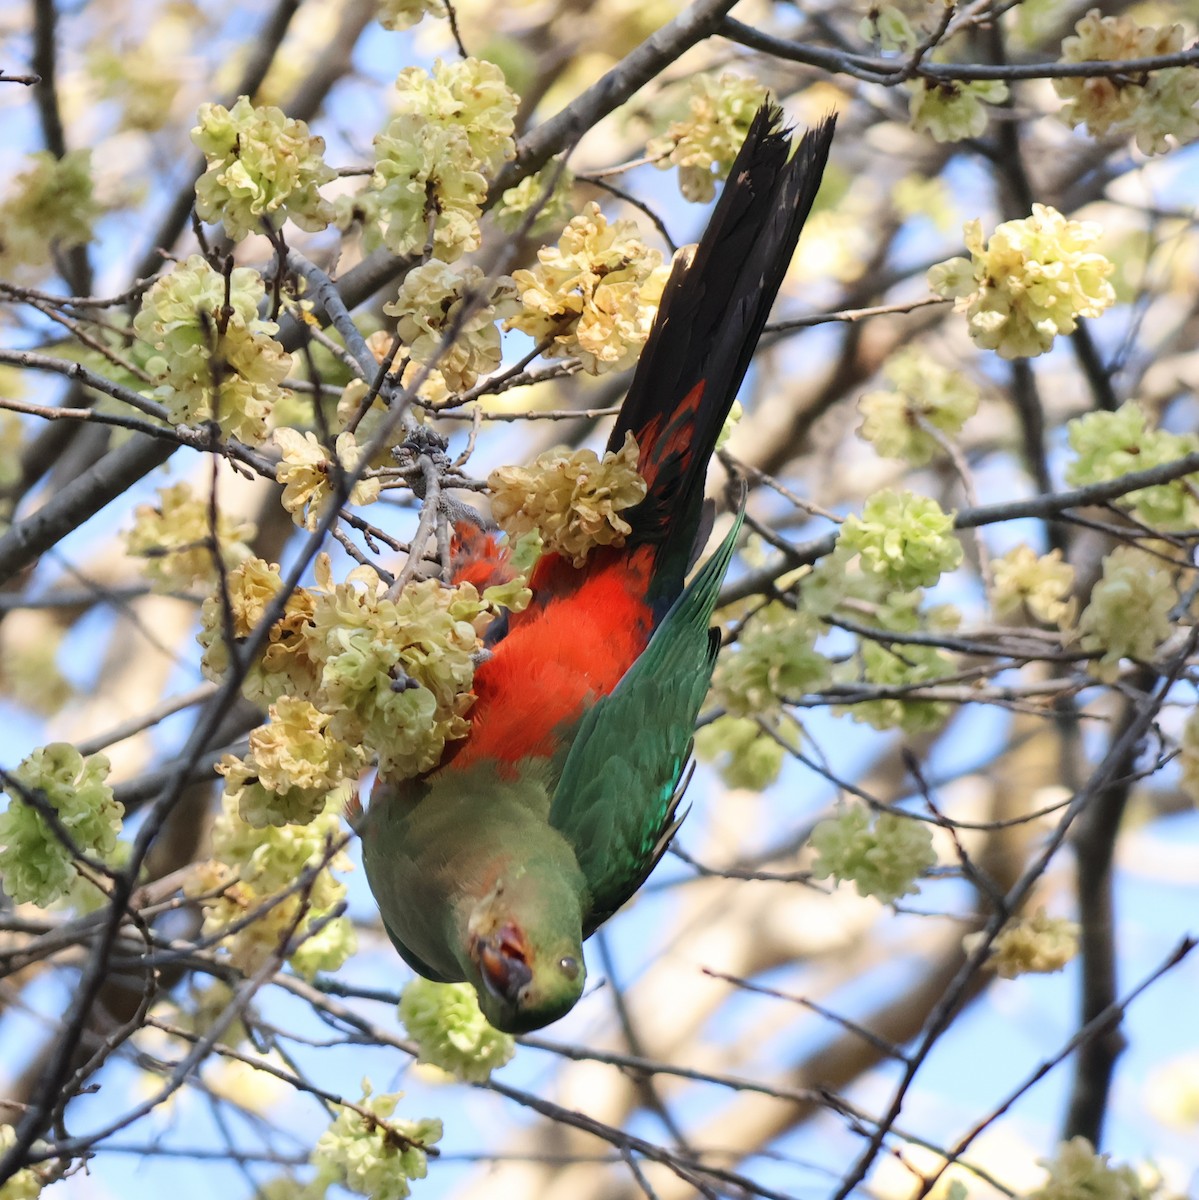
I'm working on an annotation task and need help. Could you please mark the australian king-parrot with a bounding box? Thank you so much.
[360,103,836,1032]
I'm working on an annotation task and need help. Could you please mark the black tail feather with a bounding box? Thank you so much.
[608,103,836,596]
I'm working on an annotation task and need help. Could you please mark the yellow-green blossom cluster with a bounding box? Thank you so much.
[193,786,355,977]
[0,744,121,908]
[495,165,577,235]
[378,0,446,31]
[0,1124,45,1200]
[133,255,292,445]
[0,150,102,280]
[274,428,381,531]
[694,714,789,791]
[1078,546,1176,679]
[199,555,490,787]
[384,262,518,393]
[1027,1137,1153,1200]
[305,570,483,779]
[0,407,23,498]
[907,78,1009,143]
[1180,708,1199,806]
[711,602,828,715]
[398,978,516,1081]
[506,203,671,374]
[647,73,769,202]
[0,611,73,717]
[311,1083,442,1200]
[488,431,648,567]
[893,174,955,231]
[346,58,517,262]
[992,545,1076,628]
[87,19,185,133]
[192,96,336,240]
[1066,402,1199,530]
[800,549,957,732]
[1054,10,1199,155]
[965,907,1081,978]
[219,697,366,828]
[852,637,955,733]
[839,489,962,591]
[859,5,917,52]
[809,805,936,903]
[857,349,980,465]
[124,481,256,592]
[197,556,319,707]
[928,205,1116,359]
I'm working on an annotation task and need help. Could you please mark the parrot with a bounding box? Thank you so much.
[359,104,836,1033]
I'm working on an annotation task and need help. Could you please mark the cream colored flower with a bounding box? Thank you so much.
[1078,545,1176,679]
[0,150,101,280]
[134,255,292,446]
[928,205,1115,358]
[488,431,648,567]
[857,348,979,465]
[192,96,335,240]
[344,58,518,263]
[196,557,320,707]
[507,204,671,374]
[859,5,916,52]
[125,481,256,592]
[648,73,768,202]
[197,786,354,975]
[275,428,381,530]
[964,907,1080,978]
[305,571,484,779]
[1054,10,1199,155]
[379,0,445,31]
[991,545,1076,628]
[907,78,1009,143]
[384,262,518,393]
[219,697,367,828]
[393,58,516,175]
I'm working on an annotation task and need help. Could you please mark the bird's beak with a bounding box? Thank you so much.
[473,923,533,1004]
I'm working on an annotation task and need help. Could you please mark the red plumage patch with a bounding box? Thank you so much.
[628,380,707,494]
[450,521,514,591]
[445,545,656,773]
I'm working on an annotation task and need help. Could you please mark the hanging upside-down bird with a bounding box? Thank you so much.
[360,104,836,1032]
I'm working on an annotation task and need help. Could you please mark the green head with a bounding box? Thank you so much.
[461,871,587,1034]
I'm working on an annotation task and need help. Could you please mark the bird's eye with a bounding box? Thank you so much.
[559,956,580,980]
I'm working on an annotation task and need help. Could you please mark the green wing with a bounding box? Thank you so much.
[549,508,743,930]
